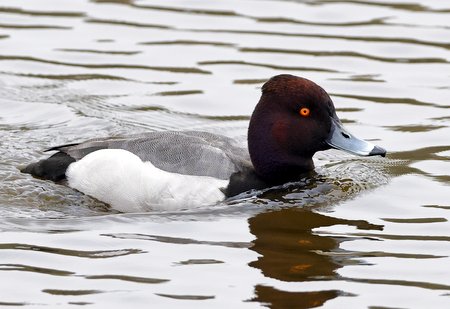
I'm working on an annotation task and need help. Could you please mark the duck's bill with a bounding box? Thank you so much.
[326,117,386,157]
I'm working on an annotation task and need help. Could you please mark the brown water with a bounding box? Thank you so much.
[0,0,449,308]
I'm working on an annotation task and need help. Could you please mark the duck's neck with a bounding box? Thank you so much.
[248,109,314,184]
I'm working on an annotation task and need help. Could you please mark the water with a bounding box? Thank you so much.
[0,0,449,307]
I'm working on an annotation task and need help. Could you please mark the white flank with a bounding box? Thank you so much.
[66,149,228,212]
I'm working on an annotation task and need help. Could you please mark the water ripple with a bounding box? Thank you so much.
[194,28,450,51]
[0,243,144,258]
[325,232,450,242]
[140,39,235,47]
[1,71,142,82]
[101,233,252,248]
[307,0,450,13]
[255,16,389,27]
[0,263,74,276]
[0,23,70,30]
[155,293,215,300]
[332,93,448,108]
[85,274,169,284]
[93,0,237,17]
[0,55,211,74]
[240,47,448,64]
[0,6,85,17]
[56,48,142,55]
[382,217,448,224]
[198,60,339,73]
[42,289,102,296]
[85,18,173,30]
[344,277,450,291]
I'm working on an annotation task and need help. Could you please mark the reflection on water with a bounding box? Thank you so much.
[253,286,341,309]
[249,209,381,282]
[0,0,449,307]
[248,208,381,307]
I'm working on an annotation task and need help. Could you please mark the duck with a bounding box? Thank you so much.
[22,74,386,212]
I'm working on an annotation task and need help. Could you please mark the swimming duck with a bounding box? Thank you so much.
[22,74,386,212]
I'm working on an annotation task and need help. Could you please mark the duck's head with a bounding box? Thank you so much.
[248,74,386,183]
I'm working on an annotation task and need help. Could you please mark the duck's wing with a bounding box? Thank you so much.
[49,131,252,180]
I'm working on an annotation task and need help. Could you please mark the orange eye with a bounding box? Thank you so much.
[299,107,310,117]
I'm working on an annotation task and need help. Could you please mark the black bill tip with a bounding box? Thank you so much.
[369,145,387,157]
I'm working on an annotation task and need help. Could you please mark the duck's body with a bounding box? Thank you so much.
[24,131,262,211]
[65,148,229,212]
[22,75,386,212]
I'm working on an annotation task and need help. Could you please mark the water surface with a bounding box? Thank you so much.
[0,0,449,308]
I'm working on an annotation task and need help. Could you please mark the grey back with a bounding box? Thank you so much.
[51,131,252,180]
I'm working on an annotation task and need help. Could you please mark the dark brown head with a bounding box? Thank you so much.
[248,74,386,183]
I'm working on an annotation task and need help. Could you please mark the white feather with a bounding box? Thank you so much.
[66,149,228,212]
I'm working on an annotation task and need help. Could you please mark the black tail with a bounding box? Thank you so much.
[21,152,76,182]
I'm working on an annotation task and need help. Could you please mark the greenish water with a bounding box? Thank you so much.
[0,0,449,308]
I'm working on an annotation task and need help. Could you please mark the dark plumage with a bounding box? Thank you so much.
[22,74,386,201]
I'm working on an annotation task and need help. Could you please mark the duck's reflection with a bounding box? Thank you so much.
[253,285,341,309]
[248,208,382,308]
